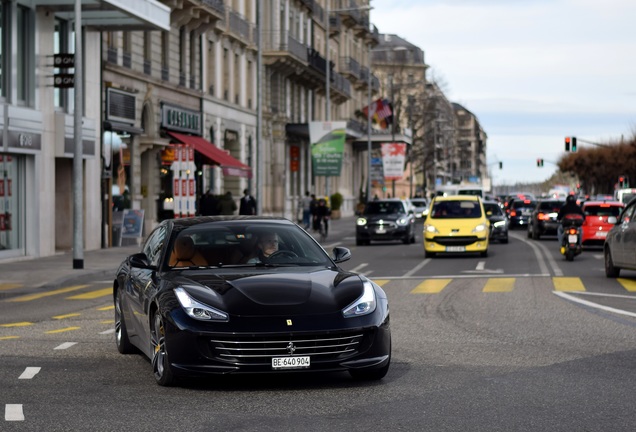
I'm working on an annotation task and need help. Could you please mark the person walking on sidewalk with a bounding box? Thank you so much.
[300,191,312,229]
[217,191,238,215]
[239,189,257,215]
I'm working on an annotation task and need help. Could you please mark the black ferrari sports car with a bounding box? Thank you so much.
[114,216,391,386]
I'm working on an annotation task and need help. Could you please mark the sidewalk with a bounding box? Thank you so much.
[0,216,356,291]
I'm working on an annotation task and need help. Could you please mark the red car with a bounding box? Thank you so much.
[581,201,624,246]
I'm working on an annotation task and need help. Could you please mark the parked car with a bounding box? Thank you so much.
[410,198,429,219]
[482,200,508,243]
[356,198,416,245]
[507,198,536,229]
[422,195,489,258]
[581,200,624,247]
[604,199,636,277]
[114,216,391,386]
[527,199,565,240]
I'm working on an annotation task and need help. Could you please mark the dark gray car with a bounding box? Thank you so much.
[356,199,416,245]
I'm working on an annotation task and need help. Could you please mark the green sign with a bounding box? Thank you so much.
[309,122,347,177]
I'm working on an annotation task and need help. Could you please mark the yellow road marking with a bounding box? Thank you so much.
[617,278,636,292]
[53,313,81,320]
[372,279,390,287]
[0,283,23,291]
[97,305,114,311]
[67,287,111,300]
[0,336,20,340]
[483,278,515,292]
[45,327,80,334]
[553,277,585,292]
[101,320,115,324]
[411,279,451,294]
[7,285,90,302]
[0,322,33,327]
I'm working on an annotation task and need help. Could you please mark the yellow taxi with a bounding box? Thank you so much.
[422,195,489,258]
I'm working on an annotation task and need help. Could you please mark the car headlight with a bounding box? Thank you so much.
[342,281,377,318]
[423,224,439,234]
[356,217,367,226]
[493,220,506,228]
[174,287,229,322]
[472,223,487,233]
[396,217,409,226]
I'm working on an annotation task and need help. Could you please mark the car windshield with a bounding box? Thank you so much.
[364,201,405,214]
[431,200,482,218]
[584,205,622,217]
[411,200,427,208]
[483,203,503,216]
[539,201,564,212]
[166,221,333,269]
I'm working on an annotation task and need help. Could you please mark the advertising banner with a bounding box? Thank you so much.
[381,143,407,180]
[309,121,347,176]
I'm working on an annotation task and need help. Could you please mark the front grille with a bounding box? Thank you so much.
[208,330,367,365]
[432,236,479,246]
[367,222,397,230]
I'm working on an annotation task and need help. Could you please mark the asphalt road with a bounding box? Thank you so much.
[2,222,636,431]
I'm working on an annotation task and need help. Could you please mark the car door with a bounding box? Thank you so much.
[612,203,635,266]
[127,225,167,341]
[619,203,636,267]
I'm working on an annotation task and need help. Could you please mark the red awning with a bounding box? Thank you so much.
[167,131,252,178]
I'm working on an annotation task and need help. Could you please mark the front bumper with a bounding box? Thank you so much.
[357,224,410,241]
[423,235,489,253]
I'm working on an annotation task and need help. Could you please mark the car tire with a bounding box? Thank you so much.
[356,237,363,246]
[349,355,390,381]
[402,233,411,245]
[151,310,176,387]
[425,250,436,258]
[527,227,532,239]
[501,237,509,244]
[115,288,135,354]
[480,250,488,257]
[605,248,620,278]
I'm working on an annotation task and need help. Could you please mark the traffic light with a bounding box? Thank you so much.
[565,137,570,151]
[536,158,544,167]
[499,161,503,169]
[619,175,629,188]
[571,137,577,152]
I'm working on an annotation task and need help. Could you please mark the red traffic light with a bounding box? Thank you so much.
[565,137,571,151]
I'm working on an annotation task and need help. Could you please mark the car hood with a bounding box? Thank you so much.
[363,213,406,223]
[487,215,506,223]
[170,269,365,316]
[427,218,487,235]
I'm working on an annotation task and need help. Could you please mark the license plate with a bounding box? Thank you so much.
[595,231,608,238]
[272,356,310,370]
[446,246,466,252]
[568,234,578,243]
[375,228,386,234]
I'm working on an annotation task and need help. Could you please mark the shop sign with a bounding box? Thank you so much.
[161,103,201,135]
[290,146,300,172]
[7,132,41,151]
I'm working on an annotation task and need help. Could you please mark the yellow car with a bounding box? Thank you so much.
[422,195,489,258]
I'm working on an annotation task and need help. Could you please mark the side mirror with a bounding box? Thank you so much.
[129,252,154,269]
[607,216,618,224]
[332,246,352,263]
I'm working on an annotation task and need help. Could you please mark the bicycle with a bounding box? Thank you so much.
[317,216,329,242]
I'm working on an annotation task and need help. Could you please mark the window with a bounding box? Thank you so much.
[143,226,167,267]
[16,5,32,103]
[143,31,152,75]
[179,26,186,85]
[161,31,169,81]
[189,31,197,89]
[0,4,3,97]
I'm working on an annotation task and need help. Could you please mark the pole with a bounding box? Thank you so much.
[73,0,83,269]
[366,42,372,204]
[256,2,263,215]
[408,95,413,199]
[325,2,330,200]
[390,74,395,198]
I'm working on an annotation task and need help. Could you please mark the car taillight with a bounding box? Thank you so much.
[510,210,517,217]
[568,227,578,235]
[537,213,547,220]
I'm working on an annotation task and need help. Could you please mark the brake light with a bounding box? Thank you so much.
[523,200,531,204]
[510,210,517,217]
[537,213,547,220]
[600,204,611,208]
[568,227,578,235]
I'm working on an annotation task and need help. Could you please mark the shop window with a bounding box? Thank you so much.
[0,153,22,252]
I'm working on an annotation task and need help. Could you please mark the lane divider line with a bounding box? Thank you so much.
[554,291,636,318]
[7,284,90,302]
[53,313,81,320]
[18,367,41,379]
[46,327,80,334]
[54,342,77,350]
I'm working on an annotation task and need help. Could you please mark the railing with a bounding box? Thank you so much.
[201,0,225,15]
[332,72,351,98]
[340,56,360,78]
[229,10,250,41]
[308,48,327,75]
[262,31,308,63]
[312,2,324,25]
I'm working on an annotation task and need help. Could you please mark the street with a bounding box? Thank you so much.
[2,223,636,431]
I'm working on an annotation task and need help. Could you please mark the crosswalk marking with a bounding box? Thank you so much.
[7,285,90,302]
[617,278,636,292]
[483,278,515,292]
[67,287,111,300]
[411,279,451,294]
[553,277,586,292]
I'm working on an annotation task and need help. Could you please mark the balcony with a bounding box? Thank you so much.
[262,31,308,72]
[162,0,224,32]
[365,24,380,47]
[312,2,325,26]
[227,9,251,46]
[328,14,342,37]
[336,0,362,27]
[339,56,361,80]
[331,71,351,103]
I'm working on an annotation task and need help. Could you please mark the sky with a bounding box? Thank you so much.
[371,0,636,187]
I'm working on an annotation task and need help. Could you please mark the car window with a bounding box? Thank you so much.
[143,225,167,267]
[539,201,563,212]
[365,201,405,214]
[483,203,503,216]
[619,204,636,223]
[431,200,482,218]
[584,205,622,217]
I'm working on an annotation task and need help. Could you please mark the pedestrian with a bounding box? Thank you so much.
[199,189,218,216]
[300,191,312,229]
[239,188,257,215]
[217,191,237,215]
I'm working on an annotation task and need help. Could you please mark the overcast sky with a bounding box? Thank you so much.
[371,0,636,188]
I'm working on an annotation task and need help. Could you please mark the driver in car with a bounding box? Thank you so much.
[247,232,280,263]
